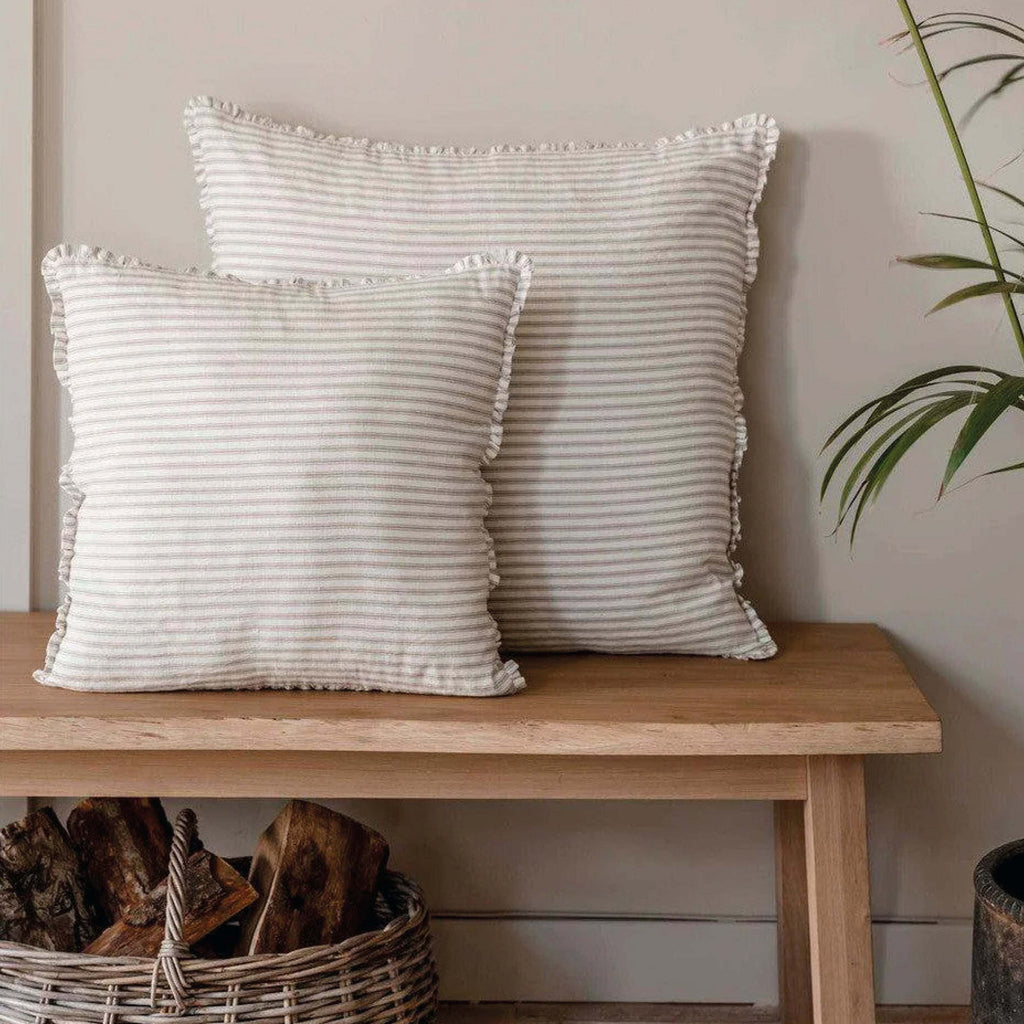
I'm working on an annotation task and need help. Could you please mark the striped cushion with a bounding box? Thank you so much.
[38,244,532,694]
[186,98,778,658]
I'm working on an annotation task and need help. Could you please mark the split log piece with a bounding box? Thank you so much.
[236,800,389,955]
[83,849,257,957]
[66,797,175,926]
[0,806,100,951]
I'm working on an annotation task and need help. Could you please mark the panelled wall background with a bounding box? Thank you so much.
[4,0,1024,1004]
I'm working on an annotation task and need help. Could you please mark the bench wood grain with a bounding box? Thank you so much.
[0,612,942,1024]
[0,614,940,757]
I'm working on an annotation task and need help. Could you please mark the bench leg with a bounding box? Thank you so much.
[775,800,813,1024]
[804,755,876,1024]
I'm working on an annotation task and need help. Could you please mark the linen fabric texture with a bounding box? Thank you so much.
[186,97,778,658]
[38,244,532,694]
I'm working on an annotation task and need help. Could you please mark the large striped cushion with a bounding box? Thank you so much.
[186,98,778,658]
[38,244,531,694]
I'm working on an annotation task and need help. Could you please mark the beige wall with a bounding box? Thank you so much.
[12,0,1024,1003]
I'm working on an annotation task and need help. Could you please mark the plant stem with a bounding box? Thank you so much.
[897,0,1024,364]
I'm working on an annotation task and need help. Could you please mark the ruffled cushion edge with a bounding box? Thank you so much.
[727,118,779,661]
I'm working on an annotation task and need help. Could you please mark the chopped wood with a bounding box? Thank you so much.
[193,858,250,956]
[83,849,257,957]
[0,807,99,951]
[66,797,174,925]
[236,800,389,955]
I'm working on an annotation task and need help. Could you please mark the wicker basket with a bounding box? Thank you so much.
[0,810,438,1024]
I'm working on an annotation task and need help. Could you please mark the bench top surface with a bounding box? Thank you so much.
[0,613,940,757]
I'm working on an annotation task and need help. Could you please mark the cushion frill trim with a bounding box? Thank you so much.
[35,243,532,695]
[35,256,78,684]
[186,94,774,158]
[728,119,779,660]
[451,250,533,694]
[185,95,778,284]
[184,97,779,661]
[40,240,528,297]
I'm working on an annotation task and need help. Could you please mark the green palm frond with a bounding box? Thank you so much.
[926,279,1024,314]
[942,374,1024,490]
[822,2,1024,544]
[920,212,1024,251]
[979,180,1024,212]
[821,368,1024,541]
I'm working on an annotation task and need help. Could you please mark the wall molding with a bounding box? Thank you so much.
[431,917,972,1006]
[0,1,34,611]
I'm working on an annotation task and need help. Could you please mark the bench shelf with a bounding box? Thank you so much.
[0,613,942,1024]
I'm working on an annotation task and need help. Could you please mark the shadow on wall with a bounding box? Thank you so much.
[870,634,1024,918]
[739,128,1024,915]
[736,126,812,621]
[740,128,903,624]
[866,632,1024,1001]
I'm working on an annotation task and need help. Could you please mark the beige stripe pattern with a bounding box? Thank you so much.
[187,98,778,657]
[38,244,532,694]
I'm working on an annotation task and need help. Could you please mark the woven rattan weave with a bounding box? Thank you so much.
[0,810,438,1024]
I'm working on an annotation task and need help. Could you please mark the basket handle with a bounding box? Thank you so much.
[150,808,197,1014]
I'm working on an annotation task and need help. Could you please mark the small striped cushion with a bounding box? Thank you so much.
[186,98,778,658]
[38,244,532,694]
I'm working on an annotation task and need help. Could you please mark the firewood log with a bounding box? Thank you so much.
[235,800,389,955]
[83,849,257,957]
[0,807,99,950]
[66,797,174,925]
[193,859,250,957]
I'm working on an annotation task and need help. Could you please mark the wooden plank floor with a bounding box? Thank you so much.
[438,1003,969,1024]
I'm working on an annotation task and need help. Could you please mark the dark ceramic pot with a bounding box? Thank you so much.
[972,838,1024,1023]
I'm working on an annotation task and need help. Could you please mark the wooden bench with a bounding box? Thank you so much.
[0,613,941,1024]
